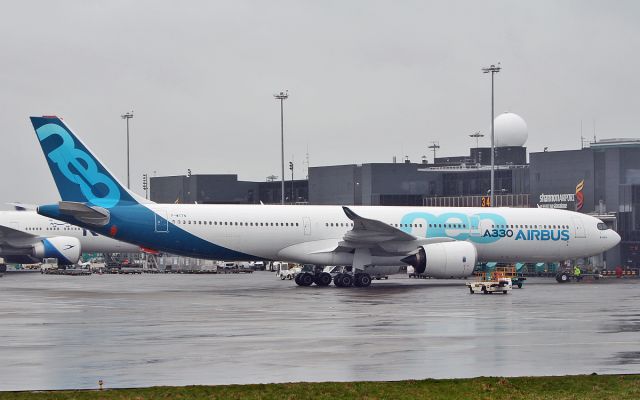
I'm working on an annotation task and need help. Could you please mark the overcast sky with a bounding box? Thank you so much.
[1,0,639,207]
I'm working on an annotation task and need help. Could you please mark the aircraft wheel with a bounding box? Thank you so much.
[333,273,344,287]
[340,274,354,287]
[315,272,332,286]
[355,273,371,287]
[556,272,570,283]
[299,272,314,286]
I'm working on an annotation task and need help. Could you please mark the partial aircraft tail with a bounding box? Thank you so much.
[30,116,151,208]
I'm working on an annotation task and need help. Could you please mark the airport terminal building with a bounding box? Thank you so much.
[529,138,640,267]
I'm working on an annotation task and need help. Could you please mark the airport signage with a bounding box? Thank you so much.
[536,179,584,211]
[537,193,575,209]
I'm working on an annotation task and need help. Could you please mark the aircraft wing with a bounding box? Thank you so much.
[0,224,39,249]
[339,206,454,255]
[341,206,416,243]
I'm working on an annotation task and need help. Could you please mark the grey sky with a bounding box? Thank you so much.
[1,0,639,207]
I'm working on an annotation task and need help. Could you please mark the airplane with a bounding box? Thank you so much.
[28,115,621,287]
[0,208,140,270]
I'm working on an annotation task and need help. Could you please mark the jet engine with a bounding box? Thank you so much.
[401,241,477,278]
[32,237,82,265]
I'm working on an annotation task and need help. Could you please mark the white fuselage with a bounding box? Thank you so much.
[142,204,619,265]
[0,211,139,254]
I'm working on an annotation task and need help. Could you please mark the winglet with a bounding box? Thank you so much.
[342,206,359,220]
[342,205,416,242]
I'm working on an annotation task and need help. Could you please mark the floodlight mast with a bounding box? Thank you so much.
[482,63,501,207]
[469,131,484,163]
[121,111,134,189]
[273,90,289,205]
[428,141,440,163]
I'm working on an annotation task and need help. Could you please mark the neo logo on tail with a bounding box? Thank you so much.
[35,120,121,208]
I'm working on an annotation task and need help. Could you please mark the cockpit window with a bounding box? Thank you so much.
[597,223,608,231]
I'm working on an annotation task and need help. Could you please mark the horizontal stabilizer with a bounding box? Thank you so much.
[58,201,110,227]
[7,202,37,211]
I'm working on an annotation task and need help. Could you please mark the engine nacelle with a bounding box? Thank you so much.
[32,237,82,265]
[402,241,477,278]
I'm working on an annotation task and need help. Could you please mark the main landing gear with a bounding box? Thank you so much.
[294,271,372,288]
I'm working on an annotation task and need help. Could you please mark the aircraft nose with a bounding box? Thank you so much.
[611,230,621,247]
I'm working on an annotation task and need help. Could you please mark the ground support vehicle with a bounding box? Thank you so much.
[279,268,297,279]
[274,262,300,280]
[511,276,526,288]
[555,268,602,283]
[466,267,514,294]
[120,266,143,274]
[277,264,299,280]
[40,258,59,273]
[407,266,427,279]
[44,267,91,276]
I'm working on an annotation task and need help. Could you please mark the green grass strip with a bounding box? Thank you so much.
[2,375,639,400]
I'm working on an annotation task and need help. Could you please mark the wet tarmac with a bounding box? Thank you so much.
[0,271,639,390]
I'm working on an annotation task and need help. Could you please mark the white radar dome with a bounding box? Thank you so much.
[493,112,528,147]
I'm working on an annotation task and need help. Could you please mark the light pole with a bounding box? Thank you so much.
[273,90,289,205]
[121,111,134,189]
[482,63,500,207]
[428,141,440,163]
[469,131,484,164]
[289,161,294,203]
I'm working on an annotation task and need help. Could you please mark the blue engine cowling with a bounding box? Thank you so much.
[31,237,81,265]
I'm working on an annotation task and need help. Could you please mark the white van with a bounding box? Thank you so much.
[40,258,59,273]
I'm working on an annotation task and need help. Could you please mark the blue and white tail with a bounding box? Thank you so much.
[30,116,150,208]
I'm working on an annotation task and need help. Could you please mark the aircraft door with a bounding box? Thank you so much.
[155,212,169,233]
[468,215,481,238]
[303,217,311,235]
[571,216,586,238]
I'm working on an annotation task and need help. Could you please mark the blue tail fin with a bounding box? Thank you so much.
[30,116,144,208]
